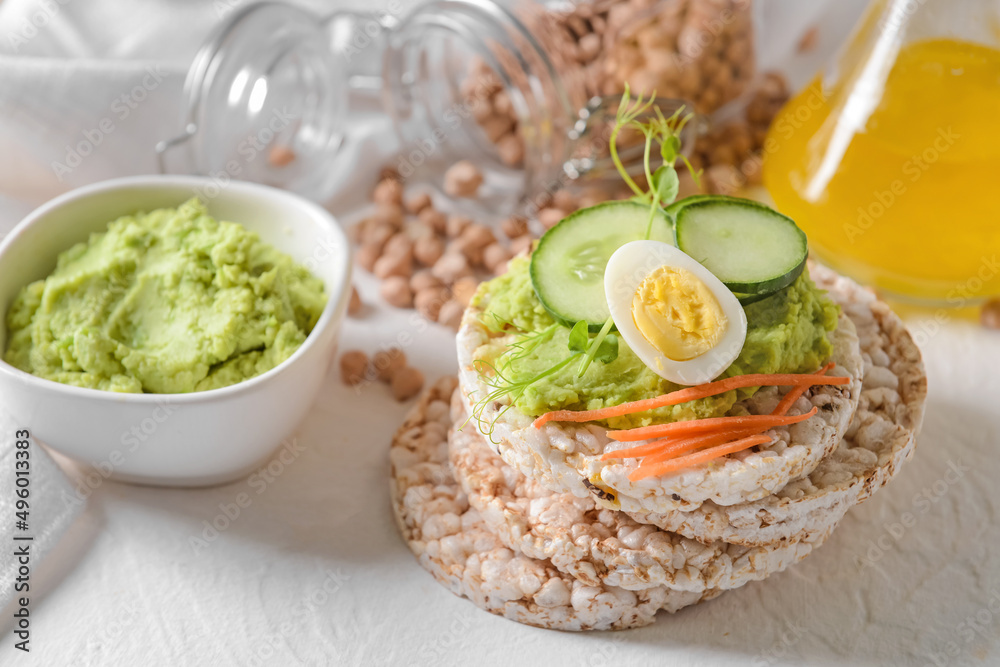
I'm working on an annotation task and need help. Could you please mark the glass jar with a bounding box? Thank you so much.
[158,0,765,216]
[763,0,1000,305]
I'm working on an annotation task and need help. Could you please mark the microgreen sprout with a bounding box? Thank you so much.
[470,86,699,435]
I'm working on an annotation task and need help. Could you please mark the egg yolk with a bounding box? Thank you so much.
[631,266,728,361]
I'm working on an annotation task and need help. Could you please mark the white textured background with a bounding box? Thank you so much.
[4,1,1000,666]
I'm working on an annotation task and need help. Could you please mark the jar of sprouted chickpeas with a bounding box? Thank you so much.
[159,0,788,217]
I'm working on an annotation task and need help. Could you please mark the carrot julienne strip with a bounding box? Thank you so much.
[607,407,818,442]
[628,435,774,482]
[600,423,768,461]
[772,363,833,417]
[532,371,848,428]
[595,364,839,479]
[634,378,831,467]
[639,426,775,465]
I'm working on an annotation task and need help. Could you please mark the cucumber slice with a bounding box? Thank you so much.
[674,197,807,295]
[734,291,774,306]
[530,201,674,331]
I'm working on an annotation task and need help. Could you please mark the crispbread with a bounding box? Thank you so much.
[630,268,927,545]
[456,263,864,513]
[389,377,722,631]
[449,401,836,592]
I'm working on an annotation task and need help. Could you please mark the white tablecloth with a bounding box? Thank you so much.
[6,1,1000,666]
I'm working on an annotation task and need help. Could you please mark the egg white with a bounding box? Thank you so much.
[604,240,748,385]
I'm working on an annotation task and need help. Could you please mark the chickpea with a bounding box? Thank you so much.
[411,269,444,292]
[391,366,425,402]
[383,232,414,259]
[510,234,534,257]
[443,160,484,198]
[379,275,413,308]
[372,203,404,228]
[496,134,525,167]
[373,347,407,382]
[432,252,472,284]
[537,207,567,229]
[500,216,529,239]
[268,145,296,168]
[446,215,472,238]
[483,243,512,273]
[415,286,449,321]
[373,178,404,206]
[419,207,448,234]
[339,350,369,386]
[437,299,465,331]
[405,191,433,215]
[414,236,446,266]
[373,252,413,280]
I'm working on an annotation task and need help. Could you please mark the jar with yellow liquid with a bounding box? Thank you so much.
[763,0,1000,306]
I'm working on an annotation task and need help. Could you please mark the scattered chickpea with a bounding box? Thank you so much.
[383,232,414,259]
[380,275,413,308]
[411,269,444,292]
[460,224,497,251]
[379,166,401,182]
[496,134,525,166]
[443,160,484,198]
[268,145,296,168]
[438,299,465,331]
[510,234,534,257]
[537,207,566,229]
[413,236,445,266]
[415,286,449,321]
[500,216,528,239]
[373,347,407,382]
[373,252,413,280]
[448,236,484,267]
[391,366,425,402]
[339,350,369,386]
[479,116,514,143]
[373,203,405,228]
[446,215,472,238]
[373,178,404,206]
[432,252,472,284]
[361,222,395,250]
[419,207,448,234]
[405,191,433,215]
[483,243,512,273]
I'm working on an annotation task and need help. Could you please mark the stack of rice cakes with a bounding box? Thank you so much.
[390,264,927,631]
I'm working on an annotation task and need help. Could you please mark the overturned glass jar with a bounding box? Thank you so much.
[158,0,767,215]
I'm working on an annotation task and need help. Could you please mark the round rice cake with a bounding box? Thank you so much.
[457,263,865,514]
[389,377,723,631]
[629,268,927,546]
[449,398,837,593]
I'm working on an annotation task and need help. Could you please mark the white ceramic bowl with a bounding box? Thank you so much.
[0,176,351,486]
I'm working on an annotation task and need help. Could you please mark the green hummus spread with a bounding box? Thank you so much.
[4,198,327,394]
[473,257,839,429]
